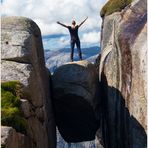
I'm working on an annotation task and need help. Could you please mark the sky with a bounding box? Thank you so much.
[1,0,107,50]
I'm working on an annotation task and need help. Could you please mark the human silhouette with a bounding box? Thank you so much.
[57,17,88,62]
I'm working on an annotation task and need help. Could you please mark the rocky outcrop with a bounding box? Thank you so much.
[1,126,32,148]
[99,0,147,147]
[1,0,147,146]
[52,60,101,142]
[1,17,56,148]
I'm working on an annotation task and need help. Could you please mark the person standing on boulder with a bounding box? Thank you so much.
[57,17,88,62]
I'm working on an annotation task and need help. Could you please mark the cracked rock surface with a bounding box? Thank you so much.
[99,0,147,147]
[1,16,56,148]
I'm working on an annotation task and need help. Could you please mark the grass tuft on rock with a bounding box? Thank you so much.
[100,0,132,17]
[1,81,27,134]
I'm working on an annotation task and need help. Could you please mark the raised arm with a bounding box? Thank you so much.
[57,21,68,28]
[78,17,88,27]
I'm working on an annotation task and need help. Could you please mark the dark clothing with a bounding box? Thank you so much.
[67,25,82,61]
[68,25,79,41]
[70,39,82,61]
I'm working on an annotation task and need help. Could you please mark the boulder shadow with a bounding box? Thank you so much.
[99,72,147,148]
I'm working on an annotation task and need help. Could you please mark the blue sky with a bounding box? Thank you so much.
[1,0,107,50]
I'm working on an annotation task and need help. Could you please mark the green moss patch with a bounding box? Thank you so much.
[100,0,132,17]
[1,81,27,134]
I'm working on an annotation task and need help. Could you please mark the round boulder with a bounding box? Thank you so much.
[52,60,101,142]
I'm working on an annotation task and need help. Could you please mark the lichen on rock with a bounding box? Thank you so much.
[100,0,132,17]
[1,81,27,134]
[1,16,56,148]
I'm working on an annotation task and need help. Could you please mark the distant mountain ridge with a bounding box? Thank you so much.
[45,46,100,73]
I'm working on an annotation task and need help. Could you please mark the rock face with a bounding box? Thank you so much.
[52,60,101,142]
[1,17,56,148]
[99,0,147,148]
[1,126,32,148]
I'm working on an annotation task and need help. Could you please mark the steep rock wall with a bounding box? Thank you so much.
[1,16,56,148]
[99,0,147,147]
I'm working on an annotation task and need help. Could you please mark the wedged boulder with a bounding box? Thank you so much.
[1,16,56,148]
[52,60,101,142]
[99,0,147,147]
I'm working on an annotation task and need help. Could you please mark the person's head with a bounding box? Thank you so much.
[72,20,76,26]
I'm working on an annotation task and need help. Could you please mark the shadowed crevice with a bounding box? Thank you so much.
[100,72,147,148]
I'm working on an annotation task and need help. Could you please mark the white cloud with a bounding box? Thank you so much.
[1,0,107,49]
[1,0,107,35]
[42,35,70,50]
[81,31,101,44]
[34,20,67,35]
[42,31,101,50]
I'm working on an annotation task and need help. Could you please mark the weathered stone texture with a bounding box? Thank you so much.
[99,0,147,147]
[1,16,56,148]
[1,126,33,148]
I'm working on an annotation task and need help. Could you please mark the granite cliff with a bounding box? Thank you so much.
[1,17,56,148]
[98,0,147,147]
[1,0,147,147]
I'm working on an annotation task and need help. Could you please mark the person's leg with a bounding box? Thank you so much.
[76,40,82,60]
[70,40,75,62]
